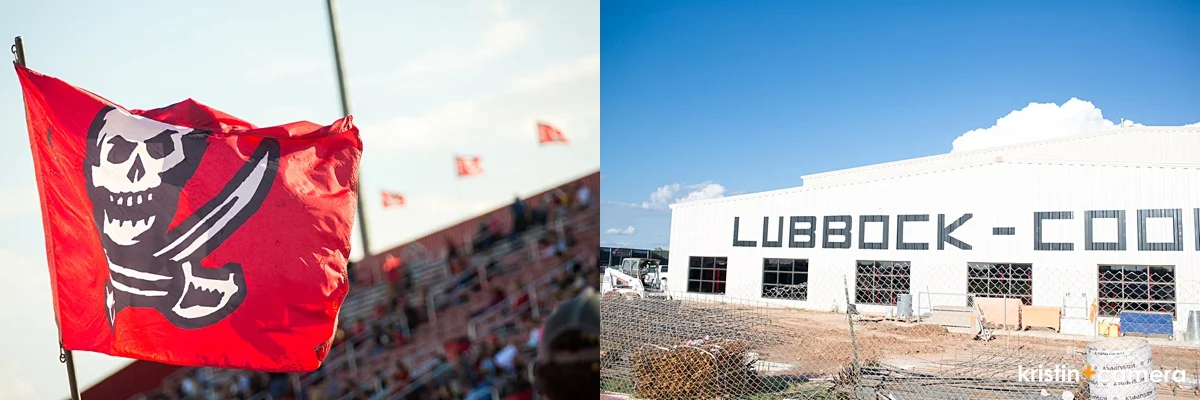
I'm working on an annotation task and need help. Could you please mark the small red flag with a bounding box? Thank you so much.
[15,64,360,372]
[537,122,567,144]
[456,156,484,177]
[381,191,405,208]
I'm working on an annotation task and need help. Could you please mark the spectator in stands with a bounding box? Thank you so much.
[267,372,292,398]
[372,322,395,354]
[510,195,528,235]
[575,183,591,210]
[493,333,522,372]
[523,318,542,349]
[473,220,491,252]
[532,289,600,399]
[508,280,529,308]
[551,269,571,293]
[446,236,459,261]
[393,295,421,332]
[389,359,411,387]
[469,284,504,319]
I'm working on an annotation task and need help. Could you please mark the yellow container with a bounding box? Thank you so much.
[1098,322,1121,337]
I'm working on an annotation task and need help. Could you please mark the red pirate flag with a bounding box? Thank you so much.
[537,122,567,144]
[381,190,405,208]
[456,156,484,177]
[15,64,361,372]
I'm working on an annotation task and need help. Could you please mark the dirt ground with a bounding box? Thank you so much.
[756,307,1200,398]
[602,299,1200,398]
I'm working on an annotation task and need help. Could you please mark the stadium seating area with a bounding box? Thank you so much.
[126,174,599,400]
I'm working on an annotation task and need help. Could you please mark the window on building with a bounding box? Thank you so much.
[762,258,809,300]
[687,256,728,294]
[599,247,612,267]
[855,260,910,305]
[967,263,1033,305]
[1098,265,1175,317]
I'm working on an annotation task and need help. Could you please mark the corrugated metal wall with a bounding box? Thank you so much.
[668,159,1200,330]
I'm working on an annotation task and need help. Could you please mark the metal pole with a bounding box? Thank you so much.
[14,36,81,400]
[60,343,81,400]
[12,36,26,67]
[324,0,373,266]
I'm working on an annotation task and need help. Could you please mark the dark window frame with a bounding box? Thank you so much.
[855,260,911,305]
[687,256,728,295]
[966,262,1034,306]
[1098,264,1176,317]
[761,258,809,300]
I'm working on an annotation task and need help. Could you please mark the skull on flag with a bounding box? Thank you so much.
[84,105,279,329]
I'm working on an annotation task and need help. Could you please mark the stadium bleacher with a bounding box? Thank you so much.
[86,172,599,400]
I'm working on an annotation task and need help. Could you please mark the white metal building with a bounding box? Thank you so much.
[667,126,1200,334]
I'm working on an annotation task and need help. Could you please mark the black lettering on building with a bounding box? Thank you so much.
[938,213,973,250]
[858,215,890,250]
[896,214,929,250]
[788,216,816,249]
[1034,211,1074,251]
[732,216,757,247]
[762,216,784,248]
[823,215,852,249]
[1085,210,1125,251]
[1137,209,1183,251]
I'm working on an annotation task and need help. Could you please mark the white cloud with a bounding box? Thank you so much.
[393,20,529,79]
[510,53,600,93]
[621,182,727,210]
[487,0,512,17]
[358,53,598,154]
[606,226,637,235]
[1186,122,1200,127]
[359,101,481,152]
[951,98,1141,153]
[674,183,726,204]
[240,52,331,85]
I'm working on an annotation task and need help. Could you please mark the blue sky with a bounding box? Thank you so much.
[600,0,1200,250]
[0,1,597,398]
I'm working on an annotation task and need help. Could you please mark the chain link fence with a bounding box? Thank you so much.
[600,267,1200,400]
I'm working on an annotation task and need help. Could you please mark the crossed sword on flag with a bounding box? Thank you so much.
[105,140,280,330]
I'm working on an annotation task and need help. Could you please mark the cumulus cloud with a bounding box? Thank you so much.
[951,98,1142,153]
[606,226,637,235]
[393,20,529,79]
[628,182,727,210]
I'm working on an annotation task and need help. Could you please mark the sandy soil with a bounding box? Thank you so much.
[602,299,1200,398]
[755,307,1200,398]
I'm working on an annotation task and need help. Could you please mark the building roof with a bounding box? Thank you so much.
[671,126,1200,209]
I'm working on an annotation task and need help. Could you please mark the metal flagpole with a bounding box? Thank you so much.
[324,0,375,281]
[13,35,82,400]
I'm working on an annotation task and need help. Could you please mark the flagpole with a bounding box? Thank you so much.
[13,35,81,400]
[324,0,376,282]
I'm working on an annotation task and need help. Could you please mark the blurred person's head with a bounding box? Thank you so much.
[532,288,600,399]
